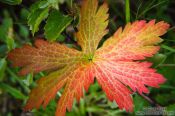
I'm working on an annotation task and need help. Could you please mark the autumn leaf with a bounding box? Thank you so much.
[7,0,170,116]
[75,0,109,54]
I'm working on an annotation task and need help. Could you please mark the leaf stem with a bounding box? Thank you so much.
[139,93,162,107]
[125,0,130,23]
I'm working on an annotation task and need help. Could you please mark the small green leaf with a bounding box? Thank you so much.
[23,73,33,86]
[30,1,41,11]
[0,14,15,51]
[0,17,13,42]
[0,45,7,57]
[48,0,61,9]
[6,37,15,51]
[0,58,7,81]
[39,0,49,9]
[6,68,30,93]
[45,10,72,41]
[108,101,118,109]
[28,6,49,35]
[20,8,29,20]
[0,83,27,100]
[19,25,29,38]
[0,0,22,5]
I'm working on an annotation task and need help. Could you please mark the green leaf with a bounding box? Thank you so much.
[38,0,62,9]
[23,73,33,86]
[6,37,15,51]
[30,1,41,11]
[0,14,15,51]
[0,58,7,81]
[39,0,50,9]
[57,34,65,42]
[47,0,62,9]
[0,83,27,100]
[6,68,30,93]
[28,6,49,35]
[0,0,22,5]
[0,17,13,42]
[161,45,175,52]
[0,45,7,57]
[108,101,118,109]
[45,10,72,41]
[19,25,29,38]
[20,8,29,20]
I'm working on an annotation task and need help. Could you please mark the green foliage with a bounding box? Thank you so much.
[0,12,13,42]
[0,0,22,5]
[0,11,15,51]
[19,25,29,38]
[27,0,72,41]
[133,94,149,112]
[0,83,27,100]
[0,58,7,81]
[45,10,72,41]
[28,2,49,35]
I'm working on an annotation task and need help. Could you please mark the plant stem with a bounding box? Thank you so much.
[139,93,162,107]
[125,0,130,23]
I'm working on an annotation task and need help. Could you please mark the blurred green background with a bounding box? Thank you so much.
[0,0,175,116]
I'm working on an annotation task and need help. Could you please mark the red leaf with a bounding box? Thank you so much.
[96,20,169,61]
